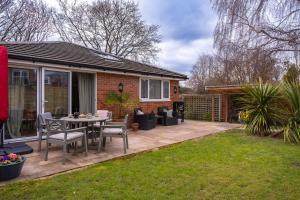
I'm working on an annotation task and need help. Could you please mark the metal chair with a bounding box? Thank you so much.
[107,111,113,122]
[45,118,88,164]
[37,112,53,152]
[94,110,113,141]
[98,114,128,154]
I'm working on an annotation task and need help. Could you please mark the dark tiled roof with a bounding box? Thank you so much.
[0,42,187,79]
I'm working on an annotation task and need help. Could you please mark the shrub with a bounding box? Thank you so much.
[239,110,250,124]
[281,83,300,143]
[240,82,282,136]
[104,91,138,118]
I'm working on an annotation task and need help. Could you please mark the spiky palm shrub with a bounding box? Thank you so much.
[240,83,282,136]
[281,83,300,143]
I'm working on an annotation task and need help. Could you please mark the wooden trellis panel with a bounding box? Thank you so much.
[183,94,223,121]
[183,95,212,121]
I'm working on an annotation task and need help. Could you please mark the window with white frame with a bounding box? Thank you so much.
[140,78,170,101]
[141,79,148,98]
[12,69,29,84]
[163,80,170,98]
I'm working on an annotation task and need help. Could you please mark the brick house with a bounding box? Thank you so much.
[1,42,187,142]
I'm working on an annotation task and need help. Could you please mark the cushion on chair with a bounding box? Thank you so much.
[41,128,48,133]
[136,110,144,115]
[166,110,173,118]
[102,128,123,135]
[49,132,84,140]
[97,110,108,118]
[93,123,101,128]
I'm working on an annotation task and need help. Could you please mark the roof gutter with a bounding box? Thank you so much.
[8,54,188,80]
[9,58,187,81]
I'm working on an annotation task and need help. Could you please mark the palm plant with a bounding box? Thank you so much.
[239,82,282,136]
[281,83,300,143]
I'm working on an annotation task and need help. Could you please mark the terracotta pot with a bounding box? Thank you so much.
[131,123,139,131]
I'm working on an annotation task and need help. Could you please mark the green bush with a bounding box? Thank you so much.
[104,91,137,118]
[240,81,300,144]
[239,82,283,136]
[281,83,300,143]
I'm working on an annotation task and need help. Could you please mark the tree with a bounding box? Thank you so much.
[211,0,300,56]
[52,0,161,63]
[187,54,222,93]
[187,49,283,92]
[0,0,53,42]
[208,0,299,86]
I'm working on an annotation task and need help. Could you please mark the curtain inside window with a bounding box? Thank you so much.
[141,79,148,98]
[163,81,169,98]
[149,80,161,99]
[78,73,94,114]
[7,79,25,138]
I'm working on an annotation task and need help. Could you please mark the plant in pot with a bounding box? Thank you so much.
[0,152,26,181]
[104,91,138,121]
[131,122,139,131]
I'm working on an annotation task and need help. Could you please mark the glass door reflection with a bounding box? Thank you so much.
[44,70,69,118]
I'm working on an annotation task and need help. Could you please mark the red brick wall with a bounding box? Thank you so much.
[96,72,180,122]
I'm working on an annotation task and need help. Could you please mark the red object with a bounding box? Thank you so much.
[0,46,8,122]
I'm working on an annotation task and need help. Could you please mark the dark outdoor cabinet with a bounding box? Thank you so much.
[173,101,184,122]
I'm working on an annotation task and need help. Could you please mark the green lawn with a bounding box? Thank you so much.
[2,129,300,199]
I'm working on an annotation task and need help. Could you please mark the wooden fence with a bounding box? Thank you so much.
[183,94,223,122]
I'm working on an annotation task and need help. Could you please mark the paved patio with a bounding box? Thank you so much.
[1,120,240,185]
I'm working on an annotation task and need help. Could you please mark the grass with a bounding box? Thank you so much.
[2,129,300,199]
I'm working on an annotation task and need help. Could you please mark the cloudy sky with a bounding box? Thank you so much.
[136,0,217,75]
[47,0,217,76]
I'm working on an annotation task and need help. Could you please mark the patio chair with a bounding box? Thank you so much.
[157,106,178,126]
[37,112,53,152]
[44,118,88,164]
[107,111,112,122]
[133,108,156,130]
[98,114,128,154]
[93,110,113,141]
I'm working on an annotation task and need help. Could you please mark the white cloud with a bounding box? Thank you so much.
[157,37,215,75]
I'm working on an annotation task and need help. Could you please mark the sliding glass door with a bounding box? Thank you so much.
[43,70,70,118]
[5,67,95,142]
[6,67,37,139]
[72,72,95,114]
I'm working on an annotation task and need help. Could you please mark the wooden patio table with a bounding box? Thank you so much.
[61,116,108,150]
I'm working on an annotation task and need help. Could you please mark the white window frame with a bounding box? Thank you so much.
[12,69,29,84]
[6,65,40,143]
[139,78,170,102]
[42,68,72,114]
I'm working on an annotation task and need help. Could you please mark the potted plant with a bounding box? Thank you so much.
[131,122,139,131]
[0,152,26,181]
[104,91,138,120]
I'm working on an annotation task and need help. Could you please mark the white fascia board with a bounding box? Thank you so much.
[8,59,185,81]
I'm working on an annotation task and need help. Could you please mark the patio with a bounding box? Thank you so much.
[1,120,240,185]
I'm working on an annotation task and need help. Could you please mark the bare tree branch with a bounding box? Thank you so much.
[0,0,53,42]
[52,0,161,63]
